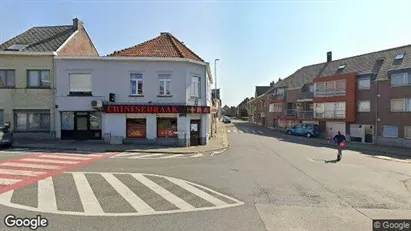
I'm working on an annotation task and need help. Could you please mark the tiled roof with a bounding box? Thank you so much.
[0,25,75,52]
[318,44,411,80]
[255,86,271,97]
[108,32,204,62]
[268,44,411,90]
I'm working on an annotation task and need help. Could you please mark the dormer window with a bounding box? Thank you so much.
[336,64,346,74]
[338,64,346,70]
[395,53,405,60]
[5,44,28,51]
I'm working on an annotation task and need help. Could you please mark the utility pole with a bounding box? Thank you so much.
[214,59,220,134]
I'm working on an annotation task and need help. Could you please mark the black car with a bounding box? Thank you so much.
[0,126,14,148]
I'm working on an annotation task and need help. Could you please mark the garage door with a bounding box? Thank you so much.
[326,121,346,138]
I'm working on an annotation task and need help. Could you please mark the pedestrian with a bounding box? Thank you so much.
[333,131,346,161]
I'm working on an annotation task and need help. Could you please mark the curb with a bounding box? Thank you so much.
[372,155,411,164]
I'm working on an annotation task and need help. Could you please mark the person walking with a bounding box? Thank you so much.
[333,131,346,161]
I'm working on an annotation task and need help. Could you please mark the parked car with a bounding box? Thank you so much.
[223,116,232,123]
[285,123,319,138]
[0,126,14,148]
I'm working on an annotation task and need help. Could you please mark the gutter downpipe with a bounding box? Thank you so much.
[374,79,379,144]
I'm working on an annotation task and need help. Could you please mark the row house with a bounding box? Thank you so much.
[0,18,98,139]
[55,32,213,147]
[236,97,250,119]
[248,85,271,125]
[255,45,411,148]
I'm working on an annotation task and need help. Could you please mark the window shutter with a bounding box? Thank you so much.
[70,74,92,92]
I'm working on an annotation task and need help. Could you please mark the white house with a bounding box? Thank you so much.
[54,32,213,147]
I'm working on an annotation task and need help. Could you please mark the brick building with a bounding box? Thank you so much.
[250,45,411,148]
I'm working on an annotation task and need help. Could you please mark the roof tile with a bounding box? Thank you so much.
[108,32,204,62]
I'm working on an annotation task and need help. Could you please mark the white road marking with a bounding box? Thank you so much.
[167,177,227,206]
[0,168,45,176]
[20,158,79,165]
[158,154,184,159]
[191,153,203,158]
[58,154,102,157]
[114,152,147,157]
[257,131,264,134]
[0,190,14,203]
[0,162,62,170]
[129,153,166,159]
[227,130,231,133]
[38,177,57,211]
[233,130,237,133]
[38,155,90,160]
[132,173,195,210]
[101,173,155,213]
[0,178,21,185]
[72,172,104,214]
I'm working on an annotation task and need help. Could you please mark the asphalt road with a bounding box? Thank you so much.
[0,121,410,231]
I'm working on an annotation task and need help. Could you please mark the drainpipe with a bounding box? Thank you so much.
[374,80,379,144]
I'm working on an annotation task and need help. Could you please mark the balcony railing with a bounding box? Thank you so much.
[298,92,314,100]
[285,109,314,119]
[314,110,346,119]
[314,90,346,97]
[267,93,285,100]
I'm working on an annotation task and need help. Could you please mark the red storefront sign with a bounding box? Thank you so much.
[104,105,211,114]
[158,129,177,138]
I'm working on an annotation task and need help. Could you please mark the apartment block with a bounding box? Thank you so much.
[250,45,411,148]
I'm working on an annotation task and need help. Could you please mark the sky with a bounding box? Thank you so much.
[1,0,411,107]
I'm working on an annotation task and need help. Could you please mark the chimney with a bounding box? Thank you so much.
[161,32,170,36]
[270,81,274,87]
[327,51,332,62]
[73,18,83,30]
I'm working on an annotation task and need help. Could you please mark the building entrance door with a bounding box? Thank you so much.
[190,120,201,146]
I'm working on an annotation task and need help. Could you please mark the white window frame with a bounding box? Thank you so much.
[358,100,371,112]
[158,74,171,96]
[28,70,50,88]
[390,72,409,87]
[269,104,274,112]
[382,125,398,138]
[130,73,143,96]
[69,73,92,95]
[390,98,411,112]
[358,77,371,90]
[0,70,15,88]
[405,126,411,139]
[190,76,201,97]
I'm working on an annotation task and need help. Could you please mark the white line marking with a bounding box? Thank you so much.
[0,190,14,203]
[132,173,195,210]
[114,152,148,157]
[58,154,102,157]
[257,131,263,134]
[72,172,104,214]
[101,173,155,213]
[0,162,62,170]
[0,178,21,185]
[233,130,237,133]
[158,154,184,159]
[191,153,203,158]
[38,155,90,161]
[37,177,57,211]
[20,158,79,165]
[167,177,227,206]
[0,168,45,176]
[129,153,165,159]
[226,130,231,133]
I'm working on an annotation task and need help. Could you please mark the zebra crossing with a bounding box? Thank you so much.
[0,172,244,216]
[110,152,220,159]
[226,128,264,135]
[0,152,112,194]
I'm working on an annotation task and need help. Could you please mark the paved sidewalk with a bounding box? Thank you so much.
[12,122,229,154]
[263,126,411,159]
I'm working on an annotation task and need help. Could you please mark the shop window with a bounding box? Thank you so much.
[157,118,177,138]
[126,118,146,138]
[14,110,50,132]
[90,112,102,130]
[382,125,398,138]
[61,112,74,130]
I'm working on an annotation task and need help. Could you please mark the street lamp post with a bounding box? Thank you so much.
[214,59,220,134]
